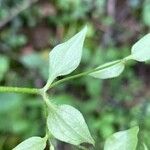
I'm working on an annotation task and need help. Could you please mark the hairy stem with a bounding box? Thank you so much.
[40,90,55,109]
[49,59,121,89]
[0,86,40,95]
[0,58,126,95]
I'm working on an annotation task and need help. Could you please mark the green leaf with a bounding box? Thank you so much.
[13,136,47,150]
[90,61,125,79]
[143,143,148,150]
[47,104,94,146]
[48,26,87,82]
[131,33,150,62]
[104,126,139,150]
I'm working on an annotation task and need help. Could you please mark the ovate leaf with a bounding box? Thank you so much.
[104,126,139,150]
[47,104,94,146]
[131,33,150,62]
[13,136,47,150]
[90,61,125,79]
[48,26,87,82]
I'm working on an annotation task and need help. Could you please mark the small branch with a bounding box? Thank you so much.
[0,57,130,95]
[49,70,93,89]
[0,86,40,95]
[49,59,122,89]
[0,0,38,29]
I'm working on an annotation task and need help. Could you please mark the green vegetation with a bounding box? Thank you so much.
[0,0,150,150]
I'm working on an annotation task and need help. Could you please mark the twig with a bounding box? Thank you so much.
[0,86,39,95]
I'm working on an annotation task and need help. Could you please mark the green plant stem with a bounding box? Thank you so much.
[49,70,93,89]
[41,91,55,109]
[0,57,127,95]
[49,59,122,89]
[0,86,39,95]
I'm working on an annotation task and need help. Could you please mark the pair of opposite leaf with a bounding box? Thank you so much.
[13,27,150,150]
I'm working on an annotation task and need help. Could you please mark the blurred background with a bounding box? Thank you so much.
[0,0,150,149]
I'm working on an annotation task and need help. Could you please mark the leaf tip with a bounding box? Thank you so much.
[82,25,88,35]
